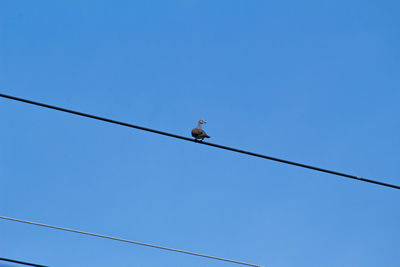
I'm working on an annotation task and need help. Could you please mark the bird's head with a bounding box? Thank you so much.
[199,119,206,124]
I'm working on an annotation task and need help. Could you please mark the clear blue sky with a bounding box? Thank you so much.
[1,1,399,267]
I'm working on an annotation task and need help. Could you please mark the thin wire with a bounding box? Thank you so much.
[1,93,399,190]
[0,216,262,267]
[0,257,48,267]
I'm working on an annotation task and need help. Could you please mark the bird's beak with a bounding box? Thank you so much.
[203,121,207,123]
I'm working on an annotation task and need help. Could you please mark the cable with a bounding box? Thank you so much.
[0,216,262,267]
[0,93,399,190]
[0,257,48,267]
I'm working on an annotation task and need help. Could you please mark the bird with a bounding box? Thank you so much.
[191,119,210,141]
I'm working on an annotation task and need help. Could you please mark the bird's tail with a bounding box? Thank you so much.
[205,135,210,138]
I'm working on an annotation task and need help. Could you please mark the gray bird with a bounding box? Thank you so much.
[191,119,210,141]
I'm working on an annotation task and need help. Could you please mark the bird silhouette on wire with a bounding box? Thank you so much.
[191,119,210,141]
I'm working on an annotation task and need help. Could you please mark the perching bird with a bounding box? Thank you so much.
[191,119,210,141]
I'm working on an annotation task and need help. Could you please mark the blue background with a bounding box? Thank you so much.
[1,1,399,266]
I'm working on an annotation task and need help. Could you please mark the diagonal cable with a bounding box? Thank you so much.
[0,93,399,190]
[0,215,262,267]
[0,257,48,267]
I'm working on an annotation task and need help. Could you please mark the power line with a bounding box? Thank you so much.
[0,257,48,267]
[1,93,399,190]
[0,215,262,267]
